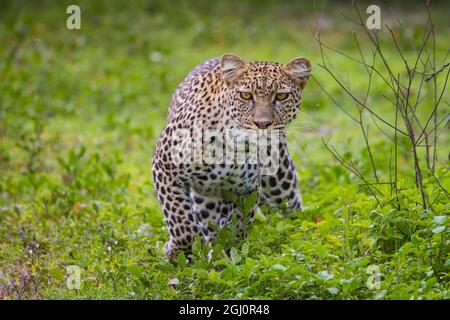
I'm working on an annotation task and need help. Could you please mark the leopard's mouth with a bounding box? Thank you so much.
[244,125,285,132]
[230,119,285,133]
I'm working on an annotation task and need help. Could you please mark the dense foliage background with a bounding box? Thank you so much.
[0,0,448,299]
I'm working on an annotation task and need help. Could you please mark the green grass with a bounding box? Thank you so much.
[0,0,449,299]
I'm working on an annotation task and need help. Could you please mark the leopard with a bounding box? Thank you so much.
[152,53,311,260]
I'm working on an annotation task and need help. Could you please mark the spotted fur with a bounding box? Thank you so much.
[152,54,311,260]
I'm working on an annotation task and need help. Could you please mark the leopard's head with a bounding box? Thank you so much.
[221,53,311,131]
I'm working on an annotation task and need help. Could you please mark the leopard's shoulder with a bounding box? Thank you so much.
[168,57,223,121]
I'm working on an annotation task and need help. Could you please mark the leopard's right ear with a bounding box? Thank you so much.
[221,53,247,84]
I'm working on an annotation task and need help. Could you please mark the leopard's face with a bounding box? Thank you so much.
[221,54,311,131]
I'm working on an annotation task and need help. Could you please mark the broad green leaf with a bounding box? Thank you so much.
[272,264,287,271]
[432,226,445,234]
[230,247,241,264]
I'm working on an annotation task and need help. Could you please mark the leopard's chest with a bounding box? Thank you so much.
[190,162,260,197]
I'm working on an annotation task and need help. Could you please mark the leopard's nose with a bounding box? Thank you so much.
[253,120,273,129]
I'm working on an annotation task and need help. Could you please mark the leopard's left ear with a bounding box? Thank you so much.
[283,57,311,89]
[221,53,248,84]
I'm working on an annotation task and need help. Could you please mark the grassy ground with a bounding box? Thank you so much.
[0,0,449,299]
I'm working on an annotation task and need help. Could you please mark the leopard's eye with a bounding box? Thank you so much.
[239,92,253,101]
[275,92,290,101]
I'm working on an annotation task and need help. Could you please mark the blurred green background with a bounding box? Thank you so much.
[0,0,448,299]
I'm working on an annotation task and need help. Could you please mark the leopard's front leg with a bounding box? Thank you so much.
[152,164,199,261]
[259,143,302,213]
[190,192,257,244]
